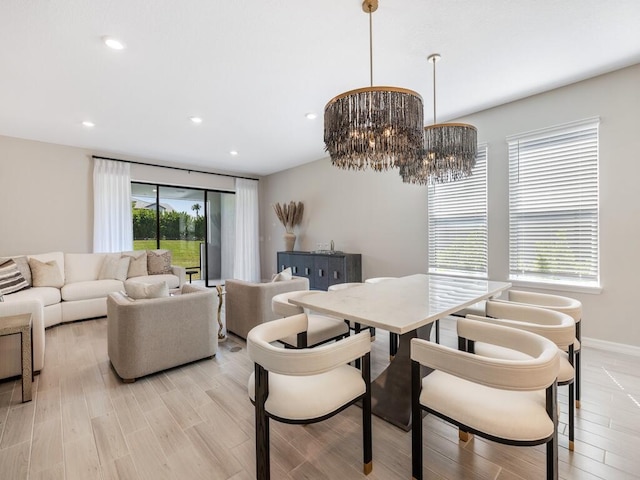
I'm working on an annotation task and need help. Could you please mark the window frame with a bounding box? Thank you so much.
[507,117,600,291]
[427,143,488,278]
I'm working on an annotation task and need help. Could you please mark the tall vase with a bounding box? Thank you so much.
[283,232,296,251]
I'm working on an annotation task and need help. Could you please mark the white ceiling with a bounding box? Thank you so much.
[1,0,639,176]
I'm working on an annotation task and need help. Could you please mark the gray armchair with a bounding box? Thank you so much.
[107,283,217,382]
[225,276,309,339]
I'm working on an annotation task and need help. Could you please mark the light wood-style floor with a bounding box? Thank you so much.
[1,316,639,479]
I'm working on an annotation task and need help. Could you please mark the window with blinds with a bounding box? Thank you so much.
[508,117,599,287]
[428,144,488,277]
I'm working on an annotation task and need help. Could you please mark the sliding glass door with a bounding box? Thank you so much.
[131,183,234,284]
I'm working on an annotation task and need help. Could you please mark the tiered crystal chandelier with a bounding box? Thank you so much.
[324,0,424,172]
[400,54,478,184]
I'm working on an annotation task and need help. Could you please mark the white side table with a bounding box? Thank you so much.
[0,313,33,402]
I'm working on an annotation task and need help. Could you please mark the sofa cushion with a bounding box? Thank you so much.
[125,274,179,289]
[0,256,32,286]
[122,251,147,278]
[28,252,64,282]
[65,253,107,283]
[272,267,293,282]
[99,256,130,281]
[29,258,64,288]
[0,259,29,295]
[61,279,124,302]
[124,281,169,300]
[147,249,172,275]
[3,286,61,306]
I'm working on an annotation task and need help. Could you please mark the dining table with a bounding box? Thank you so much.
[289,273,511,430]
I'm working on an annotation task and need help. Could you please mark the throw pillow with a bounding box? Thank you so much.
[0,256,32,287]
[98,256,131,282]
[147,249,172,275]
[271,267,293,282]
[0,259,30,294]
[124,281,169,300]
[122,251,148,278]
[28,258,64,288]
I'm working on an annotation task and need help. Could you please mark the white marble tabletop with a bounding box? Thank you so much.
[290,274,511,335]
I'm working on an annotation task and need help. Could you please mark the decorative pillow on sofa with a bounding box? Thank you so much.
[0,256,32,287]
[124,281,169,300]
[99,256,131,281]
[271,267,293,282]
[28,258,64,288]
[0,259,30,294]
[122,251,148,278]
[147,249,172,275]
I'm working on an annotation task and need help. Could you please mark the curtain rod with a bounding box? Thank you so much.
[91,155,259,181]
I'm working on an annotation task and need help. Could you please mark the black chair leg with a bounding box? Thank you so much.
[434,319,440,344]
[569,382,575,451]
[255,366,270,480]
[575,321,581,408]
[575,349,581,408]
[411,360,423,480]
[362,353,372,475]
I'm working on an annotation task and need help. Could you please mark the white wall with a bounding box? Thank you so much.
[0,138,244,256]
[260,64,640,348]
[0,136,94,255]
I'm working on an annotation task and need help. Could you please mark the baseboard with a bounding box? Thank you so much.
[582,336,640,357]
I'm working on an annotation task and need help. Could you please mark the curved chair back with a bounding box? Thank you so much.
[328,282,364,291]
[483,301,575,350]
[492,289,584,411]
[468,300,576,451]
[271,290,307,317]
[247,313,373,479]
[505,290,582,323]
[364,277,396,284]
[410,318,560,480]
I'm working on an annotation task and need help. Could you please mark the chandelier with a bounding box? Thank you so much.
[324,0,424,172]
[400,54,477,184]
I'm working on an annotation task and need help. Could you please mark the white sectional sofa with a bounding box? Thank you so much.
[0,250,185,381]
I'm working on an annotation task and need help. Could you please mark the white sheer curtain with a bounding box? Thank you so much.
[93,158,133,253]
[220,193,236,280]
[233,178,260,282]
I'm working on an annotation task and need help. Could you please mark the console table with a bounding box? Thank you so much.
[277,251,361,290]
[0,313,33,402]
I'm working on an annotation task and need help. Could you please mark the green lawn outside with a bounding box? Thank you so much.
[134,239,203,279]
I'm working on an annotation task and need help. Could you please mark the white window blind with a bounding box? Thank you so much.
[428,144,488,277]
[508,117,599,287]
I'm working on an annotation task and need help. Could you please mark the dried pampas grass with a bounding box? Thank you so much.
[273,201,304,233]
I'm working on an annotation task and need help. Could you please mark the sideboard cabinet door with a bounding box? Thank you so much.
[276,251,361,290]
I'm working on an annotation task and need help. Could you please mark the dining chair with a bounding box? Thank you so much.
[491,290,583,408]
[411,318,560,480]
[247,313,373,480]
[271,290,349,348]
[467,300,576,450]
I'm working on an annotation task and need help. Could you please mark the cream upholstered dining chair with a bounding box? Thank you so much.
[247,313,373,480]
[491,290,583,408]
[271,290,349,348]
[411,318,560,480]
[467,300,576,451]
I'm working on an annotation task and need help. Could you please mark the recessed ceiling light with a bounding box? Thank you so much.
[190,116,203,124]
[82,121,95,127]
[305,112,317,120]
[103,36,126,50]
[230,150,238,156]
